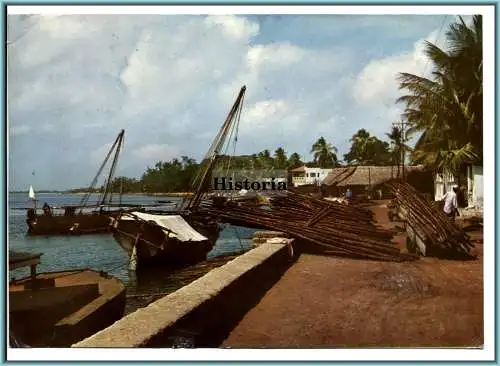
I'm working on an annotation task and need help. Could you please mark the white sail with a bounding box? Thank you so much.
[28,185,35,200]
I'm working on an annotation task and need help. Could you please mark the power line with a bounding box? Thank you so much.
[422,14,448,78]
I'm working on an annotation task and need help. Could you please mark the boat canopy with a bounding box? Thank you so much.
[122,212,209,242]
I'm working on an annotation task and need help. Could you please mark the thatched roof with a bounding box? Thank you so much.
[322,165,425,187]
[321,166,357,186]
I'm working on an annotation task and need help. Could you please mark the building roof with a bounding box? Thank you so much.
[322,165,425,187]
[289,166,306,173]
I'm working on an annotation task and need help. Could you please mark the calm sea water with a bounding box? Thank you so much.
[8,192,255,313]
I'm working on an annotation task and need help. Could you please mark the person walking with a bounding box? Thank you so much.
[441,185,459,220]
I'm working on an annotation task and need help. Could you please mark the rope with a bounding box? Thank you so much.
[224,92,245,181]
[78,131,122,211]
[113,226,164,250]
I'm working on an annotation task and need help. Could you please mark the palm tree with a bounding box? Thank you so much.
[257,149,273,169]
[311,137,338,168]
[287,153,302,169]
[274,147,288,169]
[396,15,482,177]
[386,125,413,175]
[344,129,394,166]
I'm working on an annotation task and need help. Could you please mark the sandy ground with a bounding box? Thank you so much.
[222,201,483,348]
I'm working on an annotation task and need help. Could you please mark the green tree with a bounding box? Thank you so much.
[396,15,482,176]
[287,153,303,169]
[386,125,413,172]
[311,137,338,168]
[344,129,391,165]
[257,149,274,169]
[274,147,288,169]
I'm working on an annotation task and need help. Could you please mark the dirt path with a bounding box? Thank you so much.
[222,201,483,348]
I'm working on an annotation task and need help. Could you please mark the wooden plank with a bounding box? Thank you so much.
[9,251,42,271]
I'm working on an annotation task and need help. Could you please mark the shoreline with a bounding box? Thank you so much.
[69,192,194,197]
[9,192,194,197]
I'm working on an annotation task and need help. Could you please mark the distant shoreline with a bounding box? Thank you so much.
[9,191,194,197]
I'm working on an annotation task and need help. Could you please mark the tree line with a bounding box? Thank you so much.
[70,128,406,194]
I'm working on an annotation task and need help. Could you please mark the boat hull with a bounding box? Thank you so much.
[26,212,116,236]
[9,269,126,347]
[111,215,221,269]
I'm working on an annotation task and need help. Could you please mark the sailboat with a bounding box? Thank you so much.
[28,185,35,201]
[109,86,247,269]
[25,130,138,236]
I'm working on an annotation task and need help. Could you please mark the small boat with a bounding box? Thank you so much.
[28,185,35,200]
[26,207,118,236]
[110,211,219,270]
[9,251,126,347]
[26,130,130,236]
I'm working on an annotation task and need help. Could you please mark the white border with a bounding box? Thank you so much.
[6,4,495,362]
[6,5,492,15]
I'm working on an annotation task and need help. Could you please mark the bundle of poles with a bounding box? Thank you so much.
[201,188,417,262]
[385,181,474,258]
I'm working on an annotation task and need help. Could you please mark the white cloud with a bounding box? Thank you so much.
[132,144,180,162]
[7,13,458,189]
[204,15,259,40]
[349,25,453,140]
[352,37,430,107]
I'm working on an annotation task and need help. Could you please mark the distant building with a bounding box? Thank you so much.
[321,165,430,198]
[289,166,333,187]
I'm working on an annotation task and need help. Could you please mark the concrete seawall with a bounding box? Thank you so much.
[73,240,295,348]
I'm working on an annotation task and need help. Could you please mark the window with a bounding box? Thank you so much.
[310,173,316,177]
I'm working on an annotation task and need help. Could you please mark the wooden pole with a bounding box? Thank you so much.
[392,120,410,181]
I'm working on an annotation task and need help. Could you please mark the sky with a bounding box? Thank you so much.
[7,12,467,191]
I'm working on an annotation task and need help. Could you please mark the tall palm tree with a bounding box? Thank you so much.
[396,15,482,177]
[287,153,302,169]
[274,147,288,169]
[311,137,338,168]
[386,125,413,173]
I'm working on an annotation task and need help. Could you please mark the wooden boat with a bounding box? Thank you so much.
[9,251,126,347]
[26,208,118,236]
[108,87,248,269]
[26,130,133,236]
[110,211,220,270]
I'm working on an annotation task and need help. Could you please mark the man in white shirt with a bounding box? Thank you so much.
[442,185,459,220]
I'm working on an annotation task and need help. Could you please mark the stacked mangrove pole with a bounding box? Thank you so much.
[201,189,417,262]
[385,181,474,258]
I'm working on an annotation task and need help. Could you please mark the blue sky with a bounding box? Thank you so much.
[7,13,464,191]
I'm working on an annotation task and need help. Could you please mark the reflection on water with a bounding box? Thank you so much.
[8,192,255,313]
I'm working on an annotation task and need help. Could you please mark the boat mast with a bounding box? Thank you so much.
[78,129,125,210]
[100,130,125,207]
[183,86,246,211]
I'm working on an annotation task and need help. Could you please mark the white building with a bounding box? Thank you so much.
[434,164,483,208]
[289,166,332,187]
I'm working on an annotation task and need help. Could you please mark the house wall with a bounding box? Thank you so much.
[434,166,481,207]
[472,165,483,207]
[434,171,456,201]
[292,168,331,187]
[291,172,305,187]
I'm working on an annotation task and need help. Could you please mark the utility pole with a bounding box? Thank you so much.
[392,120,410,181]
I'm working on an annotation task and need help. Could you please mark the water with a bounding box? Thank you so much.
[8,192,255,313]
